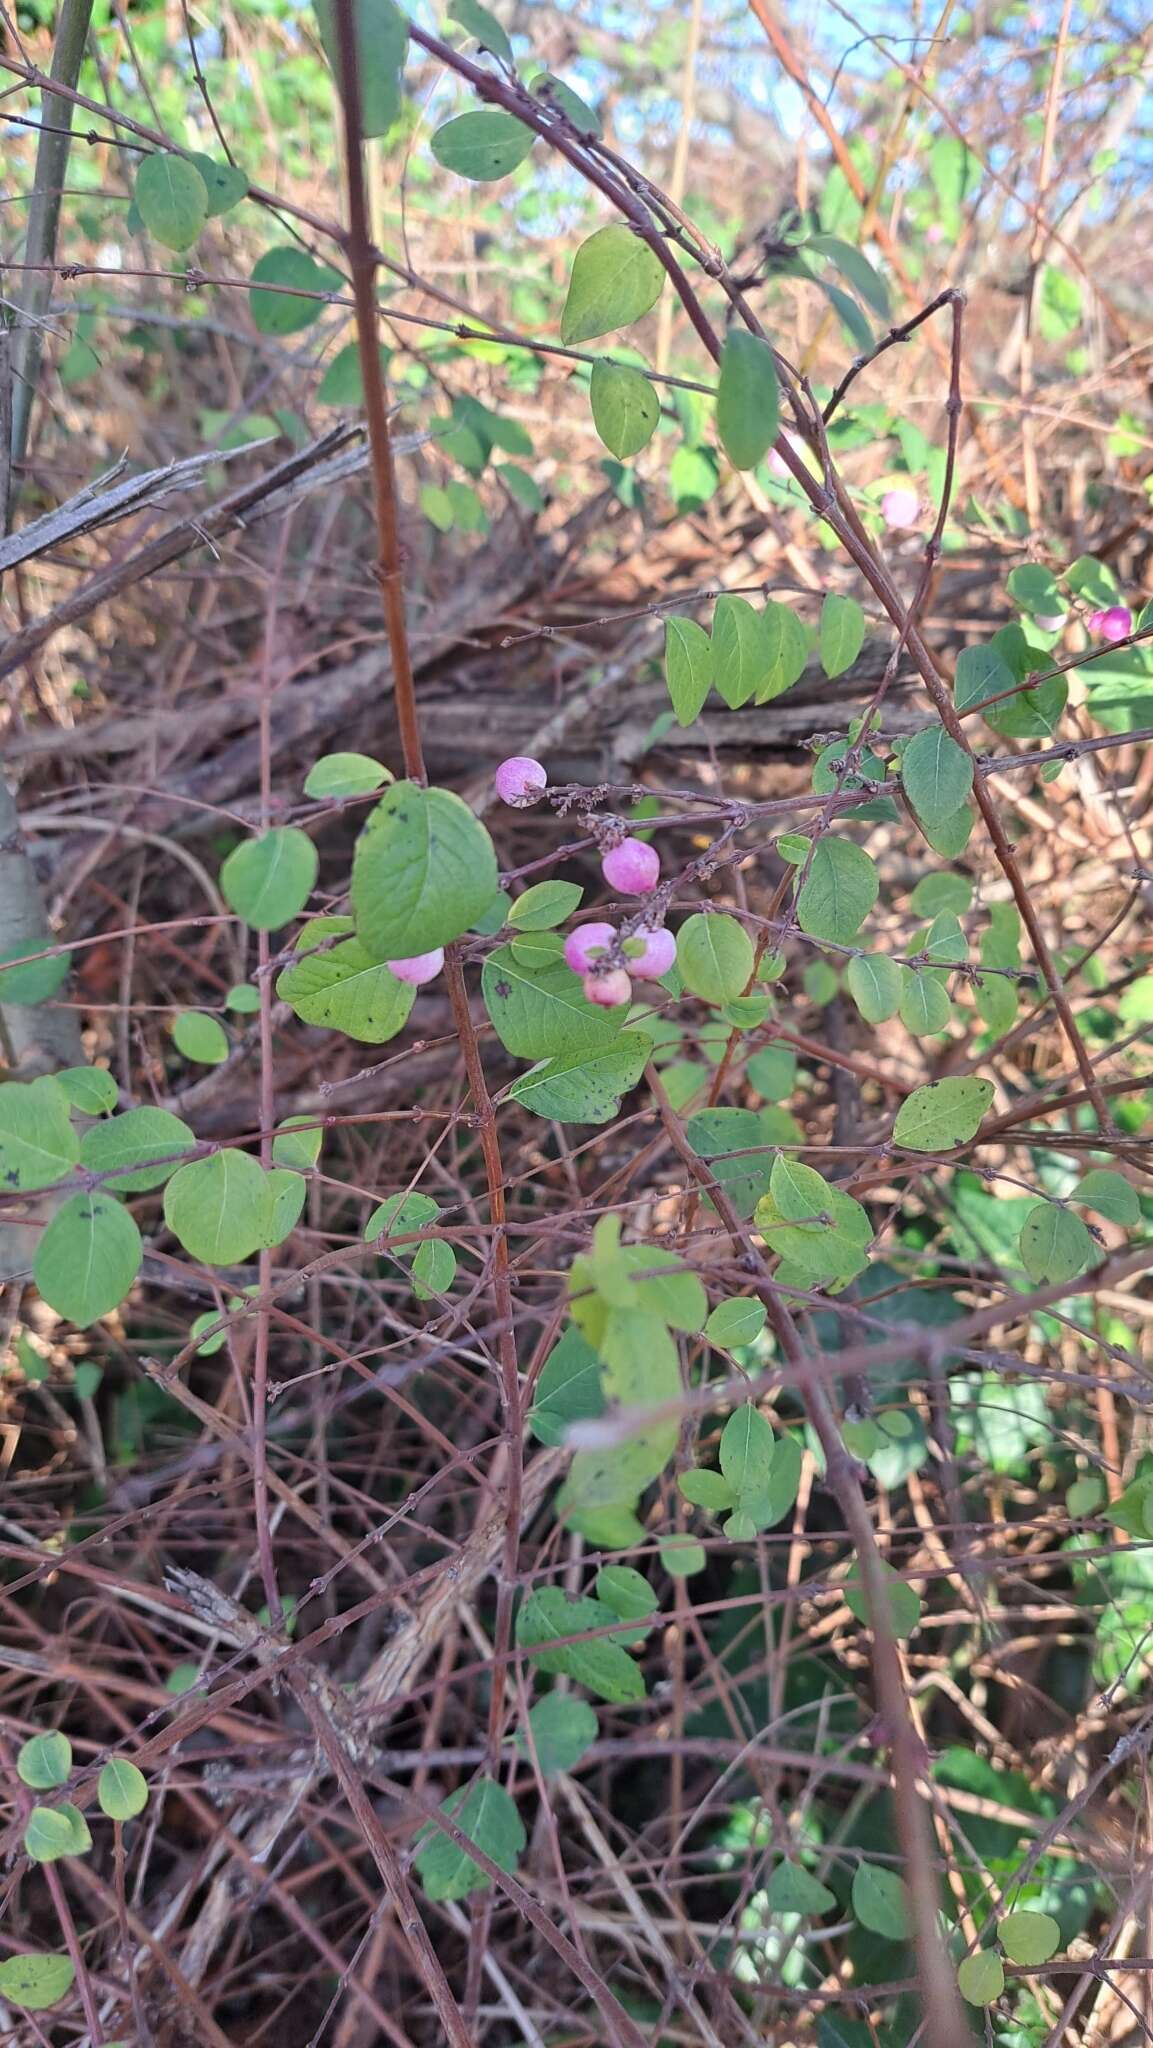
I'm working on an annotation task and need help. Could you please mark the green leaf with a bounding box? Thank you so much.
[186,151,248,217]
[517,1587,646,1704]
[660,1534,706,1575]
[277,937,415,1043]
[163,1149,272,1265]
[313,0,407,136]
[808,234,889,317]
[659,614,712,729]
[590,359,659,458]
[560,224,664,345]
[497,462,544,512]
[678,1467,736,1510]
[819,594,866,679]
[893,1077,993,1152]
[510,1032,648,1123]
[1104,1471,1153,1540]
[845,1562,921,1638]
[0,938,71,1003]
[595,1564,657,1645]
[1075,1169,1139,1225]
[227,982,261,1014]
[816,273,873,349]
[851,1861,908,1940]
[756,1156,871,1288]
[529,1325,606,1446]
[705,1298,766,1347]
[317,340,391,406]
[766,1862,836,1916]
[757,601,810,703]
[715,328,779,471]
[272,1117,323,1170]
[304,751,390,798]
[79,1106,195,1192]
[911,872,972,916]
[412,1237,456,1298]
[33,1193,142,1327]
[898,969,951,1037]
[529,70,602,136]
[52,1066,117,1115]
[686,1105,775,1218]
[796,839,878,944]
[171,1011,229,1065]
[249,247,343,336]
[1019,1203,1092,1284]
[1006,563,1062,614]
[483,944,624,1059]
[958,1951,1005,2006]
[134,152,208,250]
[0,1953,76,2011]
[846,953,901,1024]
[0,1078,78,1192]
[221,828,317,931]
[24,1804,92,1863]
[921,802,974,857]
[720,1403,776,1499]
[508,880,583,930]
[258,1167,307,1250]
[17,1733,72,1790]
[98,1758,149,1821]
[364,1190,439,1246]
[677,913,753,1004]
[954,641,1017,716]
[414,1775,525,1901]
[351,781,498,959]
[449,0,513,64]
[746,1044,796,1099]
[998,1910,1060,1965]
[901,726,974,827]
[432,109,534,180]
[713,593,770,708]
[517,1695,597,1775]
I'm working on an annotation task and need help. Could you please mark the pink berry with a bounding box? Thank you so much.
[1099,606,1132,642]
[767,431,803,479]
[881,487,920,531]
[925,222,945,246]
[627,927,677,979]
[582,967,632,1008]
[494,755,547,806]
[387,948,444,985]
[601,837,660,895]
[1034,613,1066,632]
[563,922,616,976]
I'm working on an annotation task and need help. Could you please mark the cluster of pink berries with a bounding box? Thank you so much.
[565,834,674,1005]
[1086,606,1132,643]
[494,756,675,1006]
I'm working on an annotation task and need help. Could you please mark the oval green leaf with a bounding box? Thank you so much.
[163,1149,271,1265]
[715,328,779,471]
[893,1077,994,1152]
[902,725,974,827]
[33,1192,142,1327]
[171,1011,229,1065]
[0,1078,79,1192]
[1019,1203,1093,1284]
[431,109,535,181]
[249,247,343,336]
[79,1106,196,1192]
[0,1952,76,2011]
[304,751,391,798]
[134,152,208,250]
[98,1758,149,1821]
[24,1803,92,1863]
[998,1909,1060,1965]
[958,1951,1005,2005]
[851,1860,908,1940]
[17,1732,72,1790]
[819,592,866,679]
[560,224,665,346]
[677,913,753,1004]
[351,781,498,959]
[590,358,659,458]
[796,838,878,944]
[221,827,317,931]
[665,614,712,725]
